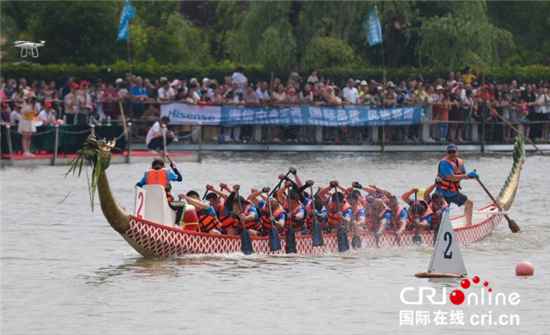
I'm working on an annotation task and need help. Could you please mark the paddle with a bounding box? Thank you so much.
[333,187,350,252]
[202,188,209,200]
[269,168,293,197]
[492,112,544,155]
[368,200,380,248]
[236,190,254,255]
[351,216,362,249]
[285,187,297,254]
[264,187,282,251]
[474,171,521,233]
[309,185,324,247]
[412,192,422,245]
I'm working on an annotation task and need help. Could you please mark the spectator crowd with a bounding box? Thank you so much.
[1,65,549,146]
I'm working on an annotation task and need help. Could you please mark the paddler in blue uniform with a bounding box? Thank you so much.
[436,143,478,226]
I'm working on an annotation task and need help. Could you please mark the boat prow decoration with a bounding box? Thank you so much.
[75,135,526,258]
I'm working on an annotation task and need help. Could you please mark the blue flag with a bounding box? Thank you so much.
[364,5,382,46]
[117,0,136,41]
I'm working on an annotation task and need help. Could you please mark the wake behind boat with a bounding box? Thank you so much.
[71,136,525,258]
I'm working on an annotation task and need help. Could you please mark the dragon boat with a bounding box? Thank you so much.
[73,136,525,258]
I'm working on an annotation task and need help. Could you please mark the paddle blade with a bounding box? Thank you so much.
[241,229,254,255]
[268,227,282,251]
[507,218,521,233]
[352,233,362,249]
[413,233,422,246]
[311,221,324,247]
[285,228,297,254]
[337,226,350,252]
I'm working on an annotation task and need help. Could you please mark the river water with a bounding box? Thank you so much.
[1,152,549,334]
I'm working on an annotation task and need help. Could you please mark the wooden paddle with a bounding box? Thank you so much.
[236,190,254,255]
[474,173,521,233]
[309,185,324,247]
[285,187,297,254]
[333,187,350,252]
[412,192,422,245]
[264,187,282,251]
[269,169,293,197]
[491,110,544,155]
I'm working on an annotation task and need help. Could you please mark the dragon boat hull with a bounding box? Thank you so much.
[122,205,503,258]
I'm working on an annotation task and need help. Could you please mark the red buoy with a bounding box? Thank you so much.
[516,261,535,276]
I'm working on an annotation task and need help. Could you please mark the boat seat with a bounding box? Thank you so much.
[139,185,198,230]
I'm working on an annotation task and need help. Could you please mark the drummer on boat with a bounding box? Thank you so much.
[436,143,479,226]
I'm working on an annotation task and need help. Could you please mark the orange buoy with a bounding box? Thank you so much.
[515,261,535,276]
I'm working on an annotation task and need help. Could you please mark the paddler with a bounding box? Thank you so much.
[226,184,262,236]
[205,183,237,234]
[318,181,352,233]
[402,188,433,231]
[387,195,409,235]
[364,198,391,238]
[352,182,388,204]
[277,181,306,234]
[436,143,479,226]
[346,192,366,232]
[248,187,286,236]
[424,182,449,233]
[136,158,184,225]
[178,191,222,234]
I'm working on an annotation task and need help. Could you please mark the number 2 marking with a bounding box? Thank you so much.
[444,232,453,259]
[137,192,144,218]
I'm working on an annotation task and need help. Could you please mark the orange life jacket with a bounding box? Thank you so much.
[197,205,222,233]
[238,203,261,231]
[144,169,172,201]
[260,203,284,232]
[217,202,235,231]
[429,199,449,227]
[407,200,434,222]
[365,204,389,231]
[326,200,351,227]
[438,157,464,193]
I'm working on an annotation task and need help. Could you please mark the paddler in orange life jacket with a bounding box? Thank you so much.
[387,195,408,235]
[318,181,353,233]
[436,143,478,226]
[205,183,237,234]
[226,184,262,236]
[277,181,306,234]
[364,198,391,238]
[423,182,449,232]
[248,187,286,236]
[178,190,222,234]
[136,158,184,225]
[402,188,433,231]
[346,192,366,232]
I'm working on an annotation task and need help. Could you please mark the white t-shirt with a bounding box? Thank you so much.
[231,72,248,93]
[38,109,56,124]
[10,111,21,125]
[158,87,175,100]
[255,88,270,100]
[64,93,80,115]
[342,87,360,104]
[146,121,162,146]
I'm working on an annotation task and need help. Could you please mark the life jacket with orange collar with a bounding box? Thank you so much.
[326,200,351,228]
[365,203,389,231]
[429,199,449,227]
[196,205,222,233]
[387,204,405,230]
[237,203,261,231]
[407,200,433,226]
[260,203,284,232]
[283,201,305,232]
[216,201,236,232]
[350,203,365,225]
[144,169,173,201]
[438,157,464,193]
[303,199,315,229]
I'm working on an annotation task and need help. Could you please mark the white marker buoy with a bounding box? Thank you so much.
[415,210,467,278]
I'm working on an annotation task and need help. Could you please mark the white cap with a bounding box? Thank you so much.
[202,78,209,84]
[436,85,444,90]
[170,79,180,87]
[361,80,368,86]
[115,78,124,84]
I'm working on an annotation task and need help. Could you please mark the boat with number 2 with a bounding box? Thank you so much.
[73,136,525,258]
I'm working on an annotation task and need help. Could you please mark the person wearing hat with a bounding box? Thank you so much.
[435,143,478,226]
[77,80,92,125]
[64,83,80,124]
[37,101,57,126]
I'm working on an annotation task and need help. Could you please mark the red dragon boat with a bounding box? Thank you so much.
[78,136,525,258]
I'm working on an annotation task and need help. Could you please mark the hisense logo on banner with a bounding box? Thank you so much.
[167,109,217,121]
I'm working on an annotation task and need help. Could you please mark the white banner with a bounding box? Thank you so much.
[160,104,222,125]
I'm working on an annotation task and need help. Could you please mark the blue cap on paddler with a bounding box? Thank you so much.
[446,143,458,153]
